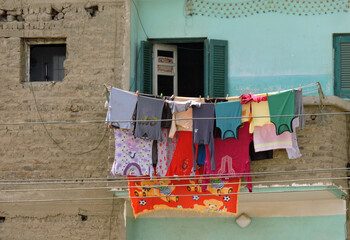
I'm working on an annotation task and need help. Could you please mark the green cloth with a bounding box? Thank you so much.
[268,90,295,135]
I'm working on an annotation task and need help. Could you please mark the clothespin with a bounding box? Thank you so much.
[207,95,209,101]
[104,86,110,103]
[226,94,229,100]
[160,93,163,98]
[136,90,139,97]
[299,84,301,90]
[170,94,174,100]
[104,83,112,91]
[214,98,217,106]
[292,86,294,92]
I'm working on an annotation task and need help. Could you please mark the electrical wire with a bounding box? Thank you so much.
[0,167,349,184]
[131,0,149,39]
[130,45,142,92]
[0,176,349,192]
[0,168,350,185]
[28,83,110,155]
[1,111,349,126]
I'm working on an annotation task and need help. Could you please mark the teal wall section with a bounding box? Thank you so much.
[130,0,350,95]
[127,215,346,240]
[130,0,140,91]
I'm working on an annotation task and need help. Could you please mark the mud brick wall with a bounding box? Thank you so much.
[251,103,350,190]
[0,0,129,239]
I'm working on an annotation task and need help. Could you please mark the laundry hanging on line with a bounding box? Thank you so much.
[107,86,306,215]
[107,88,303,192]
[108,87,305,177]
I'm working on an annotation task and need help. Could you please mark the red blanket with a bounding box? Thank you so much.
[128,177,240,216]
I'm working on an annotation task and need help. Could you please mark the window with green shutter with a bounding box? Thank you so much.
[140,41,153,94]
[139,38,228,98]
[334,34,350,98]
[208,39,228,98]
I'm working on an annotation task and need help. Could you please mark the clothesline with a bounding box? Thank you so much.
[106,82,320,100]
[0,167,347,184]
[0,186,348,204]
[105,111,350,124]
[120,170,347,183]
[0,111,348,126]
[113,176,350,189]
[0,176,347,192]
[113,187,348,200]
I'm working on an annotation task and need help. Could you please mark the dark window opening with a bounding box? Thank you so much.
[30,44,66,82]
[157,75,174,96]
[140,39,227,97]
[0,217,5,223]
[175,42,204,97]
[158,50,173,58]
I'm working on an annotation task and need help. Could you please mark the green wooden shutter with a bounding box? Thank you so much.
[140,41,153,94]
[204,39,210,97]
[208,39,228,97]
[334,35,350,97]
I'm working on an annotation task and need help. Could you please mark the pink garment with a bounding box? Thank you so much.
[156,129,179,177]
[253,124,293,152]
[240,93,267,104]
[202,122,253,192]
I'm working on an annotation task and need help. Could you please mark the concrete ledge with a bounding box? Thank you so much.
[304,96,350,111]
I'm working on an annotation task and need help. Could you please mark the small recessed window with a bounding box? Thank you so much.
[23,39,66,82]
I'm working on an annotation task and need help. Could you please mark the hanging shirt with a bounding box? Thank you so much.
[253,123,293,152]
[286,117,302,159]
[168,97,203,138]
[156,129,179,177]
[166,131,194,176]
[161,101,172,129]
[228,97,251,123]
[192,103,215,171]
[294,89,305,130]
[134,95,164,141]
[106,87,138,130]
[202,122,253,192]
[196,144,206,165]
[215,101,242,139]
[268,90,295,135]
[111,129,153,176]
[249,100,271,133]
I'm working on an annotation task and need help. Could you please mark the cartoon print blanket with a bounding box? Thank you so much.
[128,177,240,216]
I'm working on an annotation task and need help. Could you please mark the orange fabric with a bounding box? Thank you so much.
[128,177,240,216]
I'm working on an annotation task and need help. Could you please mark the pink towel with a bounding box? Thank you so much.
[253,124,293,152]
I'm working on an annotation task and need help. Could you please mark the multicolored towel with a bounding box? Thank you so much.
[128,177,240,216]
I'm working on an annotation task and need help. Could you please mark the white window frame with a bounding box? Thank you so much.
[152,43,178,95]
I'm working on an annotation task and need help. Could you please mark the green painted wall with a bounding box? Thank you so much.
[127,215,346,240]
[130,0,350,96]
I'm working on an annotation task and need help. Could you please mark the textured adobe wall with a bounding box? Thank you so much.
[251,103,350,189]
[0,0,129,239]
